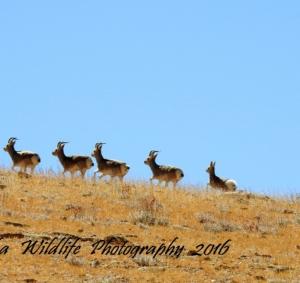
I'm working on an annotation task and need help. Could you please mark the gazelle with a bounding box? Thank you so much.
[206,161,237,191]
[3,137,41,174]
[144,150,184,188]
[52,142,94,178]
[92,142,130,182]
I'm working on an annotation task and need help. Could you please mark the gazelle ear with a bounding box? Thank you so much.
[210,161,213,166]
[213,161,216,167]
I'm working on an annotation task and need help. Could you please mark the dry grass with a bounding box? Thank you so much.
[0,170,300,282]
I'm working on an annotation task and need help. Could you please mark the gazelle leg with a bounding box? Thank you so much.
[93,170,99,180]
[30,166,34,175]
[98,174,105,181]
[80,170,86,179]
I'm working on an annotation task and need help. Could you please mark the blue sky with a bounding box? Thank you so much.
[0,1,299,195]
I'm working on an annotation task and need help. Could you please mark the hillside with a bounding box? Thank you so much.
[0,170,299,282]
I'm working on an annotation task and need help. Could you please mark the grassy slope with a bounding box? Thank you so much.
[0,170,299,283]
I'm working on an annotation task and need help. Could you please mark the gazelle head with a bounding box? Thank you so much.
[144,150,159,165]
[206,161,216,175]
[91,142,105,157]
[3,137,18,152]
[52,141,68,156]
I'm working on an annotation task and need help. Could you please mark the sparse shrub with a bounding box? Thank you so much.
[66,256,85,266]
[243,215,279,235]
[65,204,83,216]
[65,204,98,224]
[197,212,240,233]
[277,217,290,228]
[217,204,230,213]
[197,213,216,224]
[156,217,169,226]
[204,220,241,233]
[256,223,278,235]
[133,255,158,267]
[96,275,129,283]
[138,195,163,214]
[131,210,169,226]
[90,259,101,268]
[290,194,300,204]
[130,195,169,226]
[0,192,9,216]
[132,210,155,225]
[119,184,132,199]
[295,215,300,225]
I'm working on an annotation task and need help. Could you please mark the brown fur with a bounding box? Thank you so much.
[3,138,41,174]
[92,143,130,182]
[52,142,93,178]
[144,150,184,188]
[206,161,236,191]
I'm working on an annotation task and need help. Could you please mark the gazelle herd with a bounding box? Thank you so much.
[2,137,238,191]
